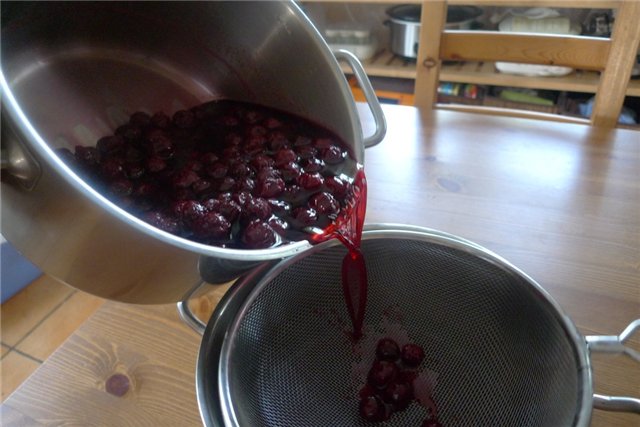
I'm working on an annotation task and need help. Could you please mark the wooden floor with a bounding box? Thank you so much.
[1,275,104,401]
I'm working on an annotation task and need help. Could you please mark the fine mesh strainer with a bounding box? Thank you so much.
[188,225,639,427]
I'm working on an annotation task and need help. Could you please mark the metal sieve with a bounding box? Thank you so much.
[187,225,639,426]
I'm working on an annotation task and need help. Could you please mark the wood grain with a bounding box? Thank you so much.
[3,105,639,426]
[441,31,609,70]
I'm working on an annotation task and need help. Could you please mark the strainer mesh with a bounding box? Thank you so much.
[224,238,582,427]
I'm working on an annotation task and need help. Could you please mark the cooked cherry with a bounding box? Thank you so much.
[201,152,219,165]
[268,217,288,236]
[296,145,317,160]
[74,146,100,167]
[421,418,443,427]
[109,178,133,197]
[309,192,340,216]
[172,200,206,224]
[115,124,142,143]
[273,148,297,167]
[247,125,267,137]
[279,161,302,183]
[359,395,389,422]
[218,199,242,222]
[144,211,179,234]
[243,197,272,220]
[282,185,304,204]
[129,111,151,128]
[367,360,398,389]
[401,343,425,367]
[376,338,401,362]
[300,157,324,173]
[292,207,318,227]
[268,131,289,151]
[96,135,124,155]
[172,109,196,129]
[267,199,291,216]
[234,177,256,192]
[171,169,200,189]
[146,156,167,173]
[255,175,285,198]
[382,380,414,409]
[297,172,324,191]
[100,158,125,179]
[191,212,231,240]
[320,145,344,164]
[324,175,349,198]
[251,155,275,171]
[229,162,252,178]
[264,117,282,129]
[294,135,312,147]
[206,162,228,179]
[202,198,221,212]
[192,179,213,195]
[241,220,277,248]
[217,176,236,192]
[151,111,171,129]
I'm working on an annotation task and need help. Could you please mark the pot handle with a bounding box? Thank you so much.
[176,281,209,335]
[585,319,640,413]
[333,49,387,148]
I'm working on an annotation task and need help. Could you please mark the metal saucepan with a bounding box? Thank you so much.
[0,1,386,304]
[180,225,639,426]
[385,5,483,59]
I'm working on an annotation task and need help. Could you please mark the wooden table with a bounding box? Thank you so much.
[3,105,639,426]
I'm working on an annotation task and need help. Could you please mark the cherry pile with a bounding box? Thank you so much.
[57,100,358,249]
[360,338,442,426]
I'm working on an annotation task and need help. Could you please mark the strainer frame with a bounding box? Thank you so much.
[198,225,592,427]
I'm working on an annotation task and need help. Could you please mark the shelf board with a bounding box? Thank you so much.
[304,0,620,8]
[339,49,418,79]
[344,49,639,96]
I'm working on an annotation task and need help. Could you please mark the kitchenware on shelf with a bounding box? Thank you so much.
[0,1,386,304]
[184,225,640,426]
[385,4,483,60]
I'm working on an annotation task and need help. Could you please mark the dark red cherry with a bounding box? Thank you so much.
[324,175,349,199]
[206,162,228,179]
[74,145,100,167]
[172,200,206,225]
[243,197,272,220]
[382,380,414,409]
[292,207,318,227]
[296,145,317,160]
[251,155,275,171]
[422,418,443,427]
[241,220,277,248]
[100,158,125,180]
[171,169,200,189]
[218,198,242,222]
[401,343,425,367]
[268,217,288,236]
[255,175,285,198]
[129,111,151,128]
[109,178,133,197]
[115,123,142,143]
[320,145,345,164]
[273,148,297,167]
[217,176,236,192]
[191,212,231,240]
[146,156,167,173]
[309,192,340,216]
[144,211,179,234]
[367,360,398,389]
[297,172,324,191]
[151,111,171,129]
[300,157,324,173]
[96,135,124,155]
[359,395,389,422]
[279,161,302,183]
[173,109,196,129]
[376,338,400,362]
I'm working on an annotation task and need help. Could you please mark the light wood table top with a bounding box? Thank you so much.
[3,105,639,426]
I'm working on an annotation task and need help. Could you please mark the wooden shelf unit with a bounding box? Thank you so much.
[340,49,640,97]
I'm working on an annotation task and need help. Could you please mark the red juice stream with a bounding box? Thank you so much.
[313,168,368,340]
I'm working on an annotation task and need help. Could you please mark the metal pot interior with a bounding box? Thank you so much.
[0,1,364,303]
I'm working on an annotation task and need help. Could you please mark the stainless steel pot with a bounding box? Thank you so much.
[0,1,386,304]
[183,225,640,426]
[386,5,483,59]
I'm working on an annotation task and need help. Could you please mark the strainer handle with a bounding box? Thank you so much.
[585,319,640,413]
[333,49,387,148]
[176,281,208,335]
